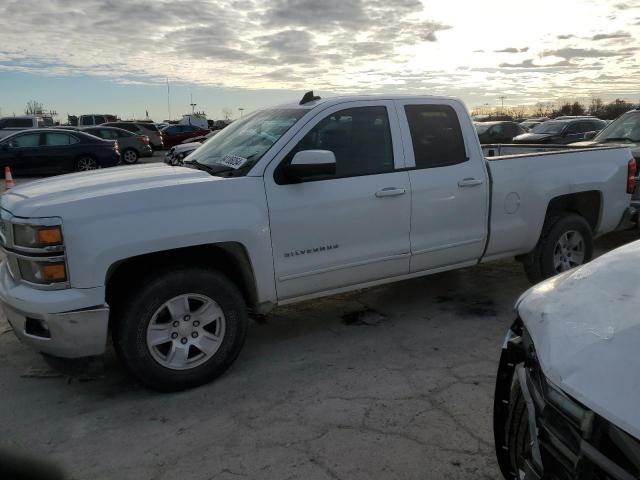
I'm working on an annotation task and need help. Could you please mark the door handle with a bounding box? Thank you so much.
[375,187,406,198]
[458,178,483,188]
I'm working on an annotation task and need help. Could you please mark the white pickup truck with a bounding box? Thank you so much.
[0,93,635,391]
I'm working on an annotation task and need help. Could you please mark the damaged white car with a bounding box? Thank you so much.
[494,240,640,479]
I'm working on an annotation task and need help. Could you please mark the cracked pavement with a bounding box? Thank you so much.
[1,230,637,480]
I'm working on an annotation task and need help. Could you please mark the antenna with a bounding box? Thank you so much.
[300,90,321,105]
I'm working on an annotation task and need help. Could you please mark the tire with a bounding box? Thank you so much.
[112,267,248,392]
[506,382,530,475]
[523,213,593,283]
[121,148,139,165]
[75,155,98,172]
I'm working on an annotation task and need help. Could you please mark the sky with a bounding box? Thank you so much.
[1,0,639,121]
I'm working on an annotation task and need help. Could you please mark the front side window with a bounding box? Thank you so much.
[80,115,93,125]
[9,133,40,148]
[4,118,33,128]
[45,133,77,146]
[94,115,106,125]
[278,106,394,181]
[532,121,565,135]
[404,105,467,169]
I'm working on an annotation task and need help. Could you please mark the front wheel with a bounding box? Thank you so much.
[121,148,139,164]
[113,268,248,391]
[75,156,98,172]
[523,213,593,283]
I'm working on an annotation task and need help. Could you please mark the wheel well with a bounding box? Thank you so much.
[105,242,258,313]
[122,147,138,154]
[545,191,601,232]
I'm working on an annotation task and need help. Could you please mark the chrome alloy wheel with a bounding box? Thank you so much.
[553,230,585,273]
[146,294,226,370]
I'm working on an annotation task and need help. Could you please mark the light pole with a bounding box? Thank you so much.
[238,107,244,118]
[498,96,507,112]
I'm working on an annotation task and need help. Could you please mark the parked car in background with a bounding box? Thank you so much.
[78,114,117,127]
[164,142,201,165]
[160,124,209,148]
[513,118,607,144]
[475,121,526,144]
[102,121,164,149]
[494,240,640,480]
[82,126,152,164]
[0,93,633,391]
[180,130,218,144]
[520,120,542,131]
[573,109,640,212]
[0,129,120,174]
[0,115,55,140]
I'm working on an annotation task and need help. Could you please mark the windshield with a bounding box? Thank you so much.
[531,121,565,135]
[594,111,640,143]
[186,108,307,174]
[474,123,492,135]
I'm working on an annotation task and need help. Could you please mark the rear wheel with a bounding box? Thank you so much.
[75,156,98,172]
[121,148,139,164]
[113,267,248,391]
[523,213,593,283]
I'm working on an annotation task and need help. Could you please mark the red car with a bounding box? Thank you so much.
[160,124,209,148]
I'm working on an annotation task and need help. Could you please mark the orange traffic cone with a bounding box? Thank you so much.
[4,166,15,190]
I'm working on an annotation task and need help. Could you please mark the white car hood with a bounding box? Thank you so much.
[1,163,212,217]
[518,240,640,439]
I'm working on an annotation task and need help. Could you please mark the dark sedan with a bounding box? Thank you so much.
[160,124,209,148]
[0,129,120,175]
[513,118,606,145]
[475,121,526,144]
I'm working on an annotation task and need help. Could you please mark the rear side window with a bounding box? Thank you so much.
[94,115,106,125]
[404,105,467,169]
[139,123,158,132]
[45,133,78,145]
[80,115,93,125]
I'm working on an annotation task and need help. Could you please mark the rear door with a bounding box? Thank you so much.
[264,101,411,300]
[395,100,489,272]
[42,132,81,172]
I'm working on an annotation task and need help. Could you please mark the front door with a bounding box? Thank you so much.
[395,100,489,272]
[264,101,412,300]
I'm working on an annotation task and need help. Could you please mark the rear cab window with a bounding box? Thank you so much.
[403,104,467,169]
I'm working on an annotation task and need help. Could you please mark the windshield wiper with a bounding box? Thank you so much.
[184,159,237,176]
[602,137,634,142]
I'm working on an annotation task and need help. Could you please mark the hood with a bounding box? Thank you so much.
[513,133,554,143]
[1,163,212,217]
[518,240,640,439]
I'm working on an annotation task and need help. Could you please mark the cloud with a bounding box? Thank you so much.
[499,59,573,69]
[557,34,575,39]
[541,47,630,59]
[495,47,529,53]
[591,31,632,40]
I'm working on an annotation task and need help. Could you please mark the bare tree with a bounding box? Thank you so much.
[25,100,44,115]
[221,107,233,121]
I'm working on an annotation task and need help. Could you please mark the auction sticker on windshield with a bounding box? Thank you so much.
[219,154,248,169]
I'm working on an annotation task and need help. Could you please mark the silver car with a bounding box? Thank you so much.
[101,121,164,150]
[82,126,153,164]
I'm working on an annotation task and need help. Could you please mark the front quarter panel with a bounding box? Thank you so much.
[62,176,276,303]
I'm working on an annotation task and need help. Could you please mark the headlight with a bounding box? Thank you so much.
[13,224,63,249]
[18,258,67,284]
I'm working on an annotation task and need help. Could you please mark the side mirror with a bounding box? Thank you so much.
[284,150,336,181]
[583,131,597,140]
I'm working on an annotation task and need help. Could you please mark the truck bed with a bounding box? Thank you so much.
[481,144,633,262]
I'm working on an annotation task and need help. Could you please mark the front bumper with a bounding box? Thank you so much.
[0,262,109,358]
[3,302,109,358]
